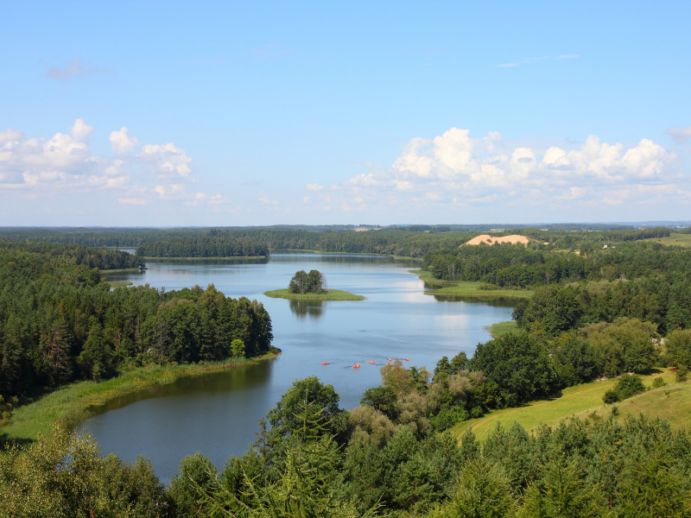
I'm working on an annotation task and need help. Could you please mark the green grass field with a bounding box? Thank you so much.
[264,289,365,301]
[451,369,680,441]
[487,321,519,338]
[410,270,534,299]
[643,233,691,247]
[0,355,276,445]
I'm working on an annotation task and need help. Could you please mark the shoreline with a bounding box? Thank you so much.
[1,352,280,446]
[264,288,365,301]
[409,269,534,299]
[138,255,267,260]
[279,249,423,260]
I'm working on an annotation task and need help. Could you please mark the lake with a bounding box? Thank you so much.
[81,253,515,481]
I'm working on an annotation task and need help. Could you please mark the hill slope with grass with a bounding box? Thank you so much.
[451,368,684,441]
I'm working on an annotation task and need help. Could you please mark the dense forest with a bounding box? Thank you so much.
[136,236,269,258]
[423,239,691,335]
[0,241,273,399]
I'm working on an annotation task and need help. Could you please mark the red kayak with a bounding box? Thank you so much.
[405,358,411,361]
[366,360,376,364]
[321,362,330,365]
[387,357,393,362]
[353,363,361,369]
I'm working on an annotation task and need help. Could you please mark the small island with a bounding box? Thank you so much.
[264,269,365,301]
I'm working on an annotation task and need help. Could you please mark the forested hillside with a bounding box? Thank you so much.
[0,242,273,398]
[136,236,269,258]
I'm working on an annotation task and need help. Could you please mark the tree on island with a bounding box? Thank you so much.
[289,270,326,294]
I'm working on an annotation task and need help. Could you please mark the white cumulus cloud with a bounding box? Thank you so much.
[305,126,681,212]
[140,143,192,177]
[109,127,141,153]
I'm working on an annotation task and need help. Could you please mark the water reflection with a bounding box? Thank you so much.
[289,299,325,319]
[430,295,524,307]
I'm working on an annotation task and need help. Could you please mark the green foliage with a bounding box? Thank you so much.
[360,385,398,420]
[170,452,219,516]
[603,390,620,404]
[0,395,18,426]
[231,339,246,358]
[267,377,345,443]
[469,333,561,406]
[0,241,273,399]
[676,365,689,383]
[579,318,658,375]
[666,329,691,367]
[288,270,325,294]
[0,427,170,517]
[652,377,666,388]
[518,456,609,517]
[615,374,646,400]
[445,458,516,518]
[430,406,468,432]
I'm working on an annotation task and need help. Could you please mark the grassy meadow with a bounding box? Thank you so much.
[451,368,682,441]
[487,321,519,338]
[264,289,365,301]
[410,269,534,299]
[1,355,276,445]
[643,233,691,247]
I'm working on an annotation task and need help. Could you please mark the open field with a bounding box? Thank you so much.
[644,233,691,247]
[410,270,533,299]
[0,354,278,445]
[264,288,365,301]
[487,321,519,338]
[575,378,691,431]
[451,369,679,441]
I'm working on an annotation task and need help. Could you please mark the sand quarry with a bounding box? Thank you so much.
[463,234,533,247]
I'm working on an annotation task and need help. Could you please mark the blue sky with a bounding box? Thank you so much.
[1,0,690,226]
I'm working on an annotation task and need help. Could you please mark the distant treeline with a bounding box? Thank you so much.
[136,236,269,258]
[0,225,677,259]
[0,242,273,398]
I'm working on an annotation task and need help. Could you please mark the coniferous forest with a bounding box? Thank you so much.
[0,240,273,398]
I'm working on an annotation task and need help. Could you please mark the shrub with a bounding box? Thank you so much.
[603,390,620,404]
[615,375,646,400]
[430,406,468,432]
[677,365,688,383]
[652,377,666,389]
[477,283,501,291]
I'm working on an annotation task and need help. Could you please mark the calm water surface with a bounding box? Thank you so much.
[82,253,515,481]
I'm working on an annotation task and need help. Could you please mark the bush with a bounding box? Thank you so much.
[477,283,501,291]
[430,406,468,432]
[652,377,666,389]
[615,375,646,400]
[677,365,688,383]
[603,390,620,404]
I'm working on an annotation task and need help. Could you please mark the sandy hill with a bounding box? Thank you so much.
[463,234,533,247]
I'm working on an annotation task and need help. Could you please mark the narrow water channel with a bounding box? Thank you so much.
[81,254,515,481]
